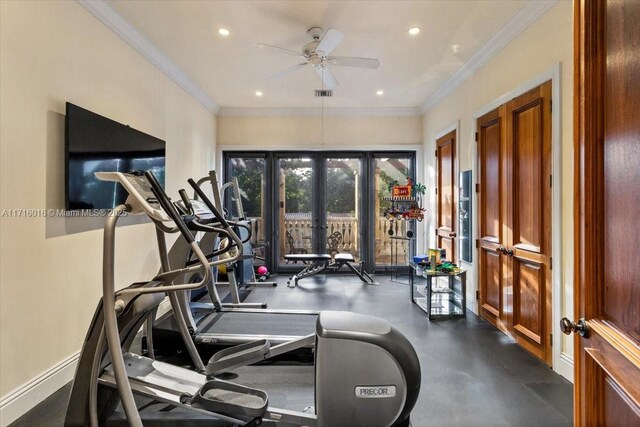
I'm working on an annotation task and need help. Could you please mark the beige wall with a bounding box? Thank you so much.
[422,1,574,371]
[0,0,215,399]
[218,115,422,147]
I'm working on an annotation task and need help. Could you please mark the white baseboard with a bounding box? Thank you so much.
[466,294,478,314]
[555,351,574,383]
[0,352,80,426]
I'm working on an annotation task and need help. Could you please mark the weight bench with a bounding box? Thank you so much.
[284,253,376,287]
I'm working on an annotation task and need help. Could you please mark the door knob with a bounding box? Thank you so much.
[505,248,514,257]
[449,232,457,238]
[496,246,506,254]
[560,317,589,337]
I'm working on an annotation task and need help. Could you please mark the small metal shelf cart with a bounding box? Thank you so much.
[411,267,466,320]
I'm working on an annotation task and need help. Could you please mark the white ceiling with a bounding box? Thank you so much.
[104,0,532,110]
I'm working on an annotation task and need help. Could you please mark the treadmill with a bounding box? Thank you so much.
[111,172,317,366]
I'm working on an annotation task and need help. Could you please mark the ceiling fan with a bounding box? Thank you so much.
[257,27,380,89]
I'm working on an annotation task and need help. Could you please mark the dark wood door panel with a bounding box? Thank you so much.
[478,83,551,365]
[583,321,640,421]
[602,0,640,344]
[574,0,640,423]
[479,115,501,240]
[604,378,640,426]
[478,108,505,330]
[438,236,454,265]
[513,260,544,345]
[436,130,457,263]
[480,247,501,320]
[438,141,454,229]
[512,101,543,251]
[506,80,552,365]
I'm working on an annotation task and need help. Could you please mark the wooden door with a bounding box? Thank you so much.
[436,130,457,263]
[477,82,553,366]
[506,82,553,365]
[477,108,507,330]
[573,0,640,424]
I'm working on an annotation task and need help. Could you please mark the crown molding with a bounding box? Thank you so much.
[419,0,558,114]
[218,107,421,117]
[76,0,220,114]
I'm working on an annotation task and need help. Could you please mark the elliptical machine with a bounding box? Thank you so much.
[65,171,421,427]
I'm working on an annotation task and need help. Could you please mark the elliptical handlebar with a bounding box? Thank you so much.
[188,178,246,254]
[146,172,195,245]
[110,171,213,296]
[187,178,230,228]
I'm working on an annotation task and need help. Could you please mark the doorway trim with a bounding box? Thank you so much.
[471,63,571,381]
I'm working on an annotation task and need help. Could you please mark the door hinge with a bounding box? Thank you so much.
[435,188,438,195]
[476,290,480,300]
[550,100,552,113]
[475,183,480,193]
[435,150,438,157]
[475,239,479,249]
[475,132,478,142]
[550,174,553,188]
[550,257,553,270]
[550,333,553,347]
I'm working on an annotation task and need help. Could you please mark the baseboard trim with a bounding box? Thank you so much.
[555,351,574,383]
[0,352,80,426]
[466,294,478,315]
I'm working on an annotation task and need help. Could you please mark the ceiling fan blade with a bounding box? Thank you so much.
[256,43,304,58]
[314,65,339,89]
[271,62,309,79]
[316,28,344,56]
[327,56,380,69]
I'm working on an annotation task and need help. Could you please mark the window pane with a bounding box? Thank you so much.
[228,157,266,246]
[374,157,412,267]
[278,158,313,266]
[326,158,361,262]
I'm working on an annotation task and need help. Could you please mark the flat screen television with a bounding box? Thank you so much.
[65,102,165,210]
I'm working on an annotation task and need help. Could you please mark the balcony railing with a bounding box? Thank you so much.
[244,213,410,266]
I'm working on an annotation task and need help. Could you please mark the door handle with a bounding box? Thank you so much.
[449,232,457,238]
[505,248,514,257]
[496,246,506,254]
[560,317,589,337]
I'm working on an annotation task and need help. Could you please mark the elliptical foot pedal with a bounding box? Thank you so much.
[191,380,268,418]
[206,339,270,376]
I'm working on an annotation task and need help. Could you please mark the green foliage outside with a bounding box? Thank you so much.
[231,157,410,217]
[231,158,263,217]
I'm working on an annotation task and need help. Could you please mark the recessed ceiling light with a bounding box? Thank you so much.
[255,91,263,97]
[452,44,460,53]
[376,90,384,96]
[408,27,421,36]
[218,28,230,36]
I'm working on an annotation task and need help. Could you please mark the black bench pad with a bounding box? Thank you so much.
[284,254,332,261]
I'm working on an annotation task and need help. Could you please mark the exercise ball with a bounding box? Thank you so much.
[257,266,268,276]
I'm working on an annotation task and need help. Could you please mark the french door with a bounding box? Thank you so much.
[275,153,364,270]
[224,151,415,274]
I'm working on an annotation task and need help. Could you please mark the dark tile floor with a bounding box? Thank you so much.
[10,274,573,427]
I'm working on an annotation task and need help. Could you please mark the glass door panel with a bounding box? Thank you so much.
[374,157,413,267]
[227,156,267,261]
[325,157,362,262]
[277,157,314,267]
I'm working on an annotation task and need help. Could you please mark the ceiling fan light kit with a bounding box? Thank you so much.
[257,27,380,90]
